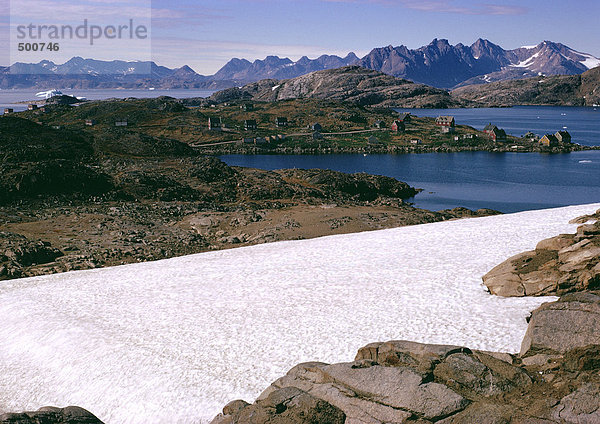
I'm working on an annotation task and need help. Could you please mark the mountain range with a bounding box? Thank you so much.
[1,39,598,90]
[356,39,599,88]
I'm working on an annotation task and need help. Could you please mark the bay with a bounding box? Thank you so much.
[221,151,600,213]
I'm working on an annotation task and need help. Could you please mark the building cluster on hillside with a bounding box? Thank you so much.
[242,135,286,146]
[208,117,222,130]
[244,119,257,130]
[435,116,455,133]
[483,123,507,142]
[539,130,571,146]
[373,113,411,132]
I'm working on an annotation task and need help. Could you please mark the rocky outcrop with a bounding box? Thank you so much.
[212,340,534,423]
[0,232,63,280]
[208,66,464,108]
[483,210,600,296]
[520,291,600,357]
[211,387,346,424]
[212,335,600,424]
[0,406,103,424]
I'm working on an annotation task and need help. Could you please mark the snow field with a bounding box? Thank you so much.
[0,203,598,423]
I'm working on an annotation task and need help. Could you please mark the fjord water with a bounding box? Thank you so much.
[223,105,600,213]
[221,151,600,213]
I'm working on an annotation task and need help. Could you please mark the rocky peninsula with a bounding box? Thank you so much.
[1,113,500,280]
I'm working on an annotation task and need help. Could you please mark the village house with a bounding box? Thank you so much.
[243,138,254,145]
[391,120,405,132]
[368,135,384,145]
[275,117,288,127]
[208,117,222,130]
[410,139,423,145]
[373,120,385,129]
[27,104,38,111]
[399,112,412,123]
[115,119,128,127]
[85,119,96,126]
[3,108,13,114]
[436,116,455,133]
[244,119,257,130]
[483,124,507,142]
[539,134,559,147]
[555,130,571,143]
[255,137,268,145]
[311,122,322,132]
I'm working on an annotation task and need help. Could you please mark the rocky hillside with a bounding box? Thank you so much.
[208,66,464,108]
[452,65,600,107]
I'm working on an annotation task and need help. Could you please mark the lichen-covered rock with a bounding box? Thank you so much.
[433,351,531,398]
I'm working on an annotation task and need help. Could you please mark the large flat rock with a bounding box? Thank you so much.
[521,292,600,356]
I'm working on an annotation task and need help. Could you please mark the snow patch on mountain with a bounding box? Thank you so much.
[577,52,600,69]
[509,51,542,68]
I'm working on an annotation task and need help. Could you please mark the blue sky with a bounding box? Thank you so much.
[2,0,600,74]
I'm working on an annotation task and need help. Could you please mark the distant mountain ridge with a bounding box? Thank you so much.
[357,39,599,88]
[1,39,598,90]
[212,53,360,81]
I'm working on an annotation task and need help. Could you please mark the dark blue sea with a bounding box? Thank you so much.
[221,151,600,213]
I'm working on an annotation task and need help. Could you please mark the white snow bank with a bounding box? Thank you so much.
[577,52,600,69]
[0,203,599,424]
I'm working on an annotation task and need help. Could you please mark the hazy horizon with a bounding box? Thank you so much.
[1,0,599,74]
